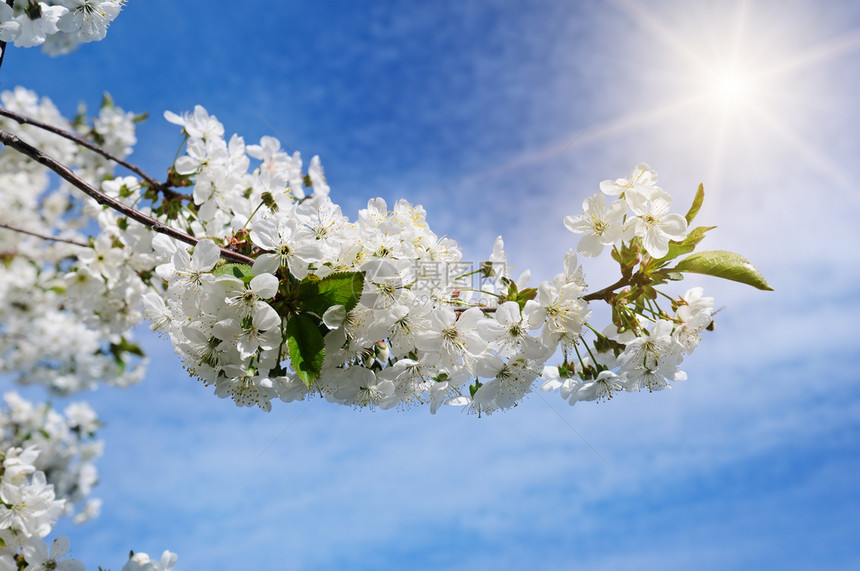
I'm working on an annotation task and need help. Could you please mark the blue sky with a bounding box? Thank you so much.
[3,0,860,569]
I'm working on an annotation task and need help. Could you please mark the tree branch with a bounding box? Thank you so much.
[0,105,190,202]
[0,129,255,265]
[0,221,89,248]
[583,275,631,302]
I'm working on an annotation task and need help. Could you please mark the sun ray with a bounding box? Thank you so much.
[460,93,709,186]
[706,96,733,200]
[747,102,858,204]
[704,0,749,194]
[461,0,859,223]
[611,0,713,74]
[727,0,750,68]
[755,26,860,81]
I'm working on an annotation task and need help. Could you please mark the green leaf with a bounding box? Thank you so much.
[286,314,326,387]
[213,263,254,282]
[592,331,626,357]
[655,225,716,264]
[611,241,639,277]
[107,337,145,375]
[685,183,705,224]
[673,250,773,291]
[514,287,538,310]
[296,271,365,317]
[469,380,483,397]
[110,337,145,358]
[558,361,575,378]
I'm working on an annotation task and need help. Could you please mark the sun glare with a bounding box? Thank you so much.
[700,61,759,111]
[714,72,748,105]
[478,1,859,201]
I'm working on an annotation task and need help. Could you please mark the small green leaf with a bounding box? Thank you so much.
[107,337,145,375]
[297,271,365,317]
[110,337,145,358]
[286,314,326,387]
[674,250,773,291]
[656,225,716,264]
[432,372,450,383]
[592,331,626,357]
[213,263,254,282]
[685,183,705,224]
[469,380,483,397]
[513,287,538,310]
[611,242,639,277]
[558,361,574,378]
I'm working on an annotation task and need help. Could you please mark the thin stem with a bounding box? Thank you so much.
[638,303,658,322]
[656,289,677,303]
[584,322,600,336]
[243,199,267,230]
[0,221,89,248]
[451,267,485,281]
[582,338,600,366]
[572,341,586,373]
[0,129,254,265]
[455,287,505,299]
[173,133,190,163]
[0,105,189,202]
[648,298,667,320]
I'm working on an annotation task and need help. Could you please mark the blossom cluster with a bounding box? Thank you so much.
[0,88,736,415]
[0,436,176,571]
[0,0,125,55]
[131,106,720,415]
[0,443,80,569]
[0,88,769,417]
[0,87,148,394]
[0,391,103,523]
[539,286,714,405]
[564,163,688,259]
[0,393,176,570]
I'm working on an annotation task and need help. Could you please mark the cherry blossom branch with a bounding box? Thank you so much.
[0,129,254,265]
[583,276,631,302]
[583,269,663,302]
[0,221,89,247]
[0,105,190,202]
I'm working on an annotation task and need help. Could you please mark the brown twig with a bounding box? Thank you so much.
[0,129,254,265]
[0,221,89,248]
[583,276,631,302]
[0,105,189,202]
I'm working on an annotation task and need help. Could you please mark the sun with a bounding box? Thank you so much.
[696,54,762,112]
[465,1,858,201]
[713,72,749,106]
